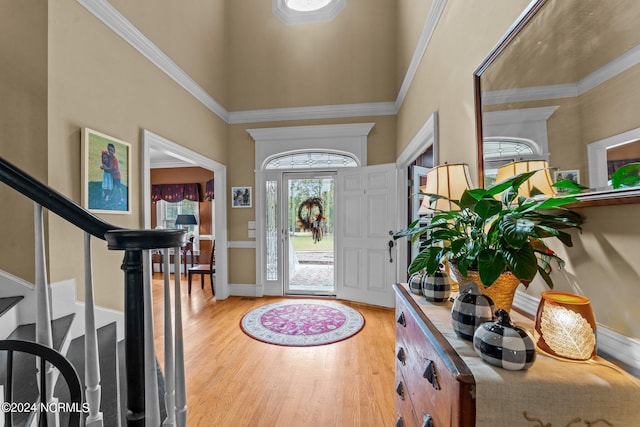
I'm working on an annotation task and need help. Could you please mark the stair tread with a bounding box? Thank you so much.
[8,313,76,352]
[0,296,23,317]
[63,322,120,426]
[0,313,77,425]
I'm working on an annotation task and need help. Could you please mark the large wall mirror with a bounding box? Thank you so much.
[475,0,640,206]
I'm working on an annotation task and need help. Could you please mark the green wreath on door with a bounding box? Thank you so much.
[297,197,325,243]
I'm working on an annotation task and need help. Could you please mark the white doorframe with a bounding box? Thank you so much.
[141,129,229,300]
[248,123,375,296]
[395,111,439,283]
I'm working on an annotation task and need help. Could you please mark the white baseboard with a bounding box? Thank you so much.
[514,289,640,374]
[229,283,262,297]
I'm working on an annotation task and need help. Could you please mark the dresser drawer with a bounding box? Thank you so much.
[395,366,419,427]
[394,284,476,427]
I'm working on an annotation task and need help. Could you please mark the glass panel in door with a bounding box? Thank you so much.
[284,172,335,296]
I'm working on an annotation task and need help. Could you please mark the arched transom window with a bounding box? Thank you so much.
[265,151,357,169]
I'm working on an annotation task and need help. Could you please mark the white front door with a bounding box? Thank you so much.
[335,164,397,308]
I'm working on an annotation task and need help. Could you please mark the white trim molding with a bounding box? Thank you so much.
[228,241,257,249]
[228,102,396,124]
[248,123,374,171]
[395,0,448,111]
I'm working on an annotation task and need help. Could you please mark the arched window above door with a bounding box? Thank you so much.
[265,151,357,169]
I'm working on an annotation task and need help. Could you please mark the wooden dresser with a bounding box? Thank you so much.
[393,283,640,427]
[394,284,475,427]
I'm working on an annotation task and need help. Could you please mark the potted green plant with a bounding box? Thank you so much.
[394,170,584,307]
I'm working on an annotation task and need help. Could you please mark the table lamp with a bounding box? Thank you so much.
[418,163,473,213]
[495,160,556,197]
[175,214,197,229]
[533,291,597,361]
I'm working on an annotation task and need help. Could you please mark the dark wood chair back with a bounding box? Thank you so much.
[0,339,83,427]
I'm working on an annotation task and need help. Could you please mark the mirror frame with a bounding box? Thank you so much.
[474,0,640,207]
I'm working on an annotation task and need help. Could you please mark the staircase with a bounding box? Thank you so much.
[0,156,188,426]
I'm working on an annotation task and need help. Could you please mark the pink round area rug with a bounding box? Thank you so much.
[240,300,365,346]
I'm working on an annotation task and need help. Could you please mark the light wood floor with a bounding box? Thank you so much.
[151,273,397,427]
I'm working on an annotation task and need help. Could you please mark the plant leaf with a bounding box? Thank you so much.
[477,249,506,287]
[502,243,538,281]
[499,214,535,248]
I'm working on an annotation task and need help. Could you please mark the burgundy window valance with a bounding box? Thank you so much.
[152,183,202,202]
[205,178,214,201]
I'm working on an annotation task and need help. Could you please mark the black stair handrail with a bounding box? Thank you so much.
[1,155,188,426]
[0,156,186,248]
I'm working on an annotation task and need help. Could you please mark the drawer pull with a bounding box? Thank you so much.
[396,347,406,365]
[421,413,433,427]
[396,312,406,327]
[396,416,404,427]
[423,359,440,390]
[396,381,405,400]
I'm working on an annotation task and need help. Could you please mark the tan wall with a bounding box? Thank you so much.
[44,0,228,311]
[108,0,229,106]
[0,0,48,282]
[227,0,397,111]
[397,0,640,338]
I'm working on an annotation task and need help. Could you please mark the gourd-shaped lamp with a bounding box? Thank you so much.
[533,291,597,361]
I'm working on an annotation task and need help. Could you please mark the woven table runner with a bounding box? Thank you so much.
[403,285,640,426]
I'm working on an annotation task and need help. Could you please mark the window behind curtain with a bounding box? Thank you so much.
[156,199,200,253]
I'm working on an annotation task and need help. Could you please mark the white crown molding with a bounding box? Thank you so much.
[482,106,557,126]
[483,42,640,106]
[395,0,447,111]
[76,0,229,123]
[482,83,577,106]
[247,122,375,141]
[272,0,346,26]
[228,102,396,124]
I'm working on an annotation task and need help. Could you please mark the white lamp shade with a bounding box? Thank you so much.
[419,163,473,213]
[495,160,556,197]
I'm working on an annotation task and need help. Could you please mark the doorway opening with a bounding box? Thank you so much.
[284,172,335,296]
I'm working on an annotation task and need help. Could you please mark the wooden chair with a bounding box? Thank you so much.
[0,339,83,427]
[187,241,215,295]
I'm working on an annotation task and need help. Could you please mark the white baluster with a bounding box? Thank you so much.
[34,203,57,426]
[83,233,104,427]
[143,250,161,427]
[174,247,187,427]
[162,248,176,427]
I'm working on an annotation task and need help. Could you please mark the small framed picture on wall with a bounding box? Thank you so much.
[554,169,580,193]
[232,186,252,208]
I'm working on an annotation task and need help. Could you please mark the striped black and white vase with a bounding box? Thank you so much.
[421,270,451,302]
[408,272,423,295]
[473,308,536,370]
[451,282,495,341]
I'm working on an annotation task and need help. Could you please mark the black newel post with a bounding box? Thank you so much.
[122,249,145,426]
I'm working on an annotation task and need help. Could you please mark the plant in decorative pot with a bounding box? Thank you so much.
[394,170,584,312]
